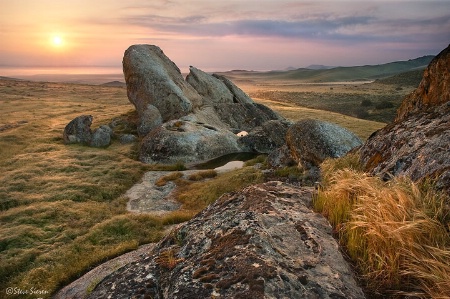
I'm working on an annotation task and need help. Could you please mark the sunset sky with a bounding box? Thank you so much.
[1,0,449,73]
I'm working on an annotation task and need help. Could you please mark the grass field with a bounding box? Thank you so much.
[0,78,268,296]
[0,73,416,297]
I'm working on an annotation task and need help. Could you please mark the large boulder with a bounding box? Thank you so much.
[123,44,285,163]
[88,182,365,299]
[186,66,234,104]
[239,119,292,153]
[286,119,362,168]
[360,45,450,194]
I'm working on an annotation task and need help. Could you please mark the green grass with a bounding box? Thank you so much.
[314,154,450,298]
[0,78,268,297]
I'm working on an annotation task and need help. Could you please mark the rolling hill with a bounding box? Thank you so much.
[220,55,434,83]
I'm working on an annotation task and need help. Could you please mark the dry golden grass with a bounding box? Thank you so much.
[187,169,218,181]
[315,156,450,298]
[155,171,184,187]
[175,167,264,211]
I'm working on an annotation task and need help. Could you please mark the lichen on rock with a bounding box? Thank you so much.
[88,182,365,299]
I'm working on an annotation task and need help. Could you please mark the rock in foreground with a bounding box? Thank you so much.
[89,182,365,299]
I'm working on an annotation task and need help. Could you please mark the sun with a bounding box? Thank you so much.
[52,36,63,47]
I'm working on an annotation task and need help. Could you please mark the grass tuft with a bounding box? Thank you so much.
[187,169,217,181]
[155,171,184,187]
[176,167,264,211]
[314,155,450,298]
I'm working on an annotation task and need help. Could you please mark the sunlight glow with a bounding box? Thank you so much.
[52,36,63,46]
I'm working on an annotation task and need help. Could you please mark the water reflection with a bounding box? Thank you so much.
[192,152,258,170]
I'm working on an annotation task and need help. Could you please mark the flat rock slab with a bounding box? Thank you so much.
[126,170,198,215]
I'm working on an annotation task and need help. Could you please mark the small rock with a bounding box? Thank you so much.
[119,134,137,144]
[63,115,93,145]
[90,125,112,148]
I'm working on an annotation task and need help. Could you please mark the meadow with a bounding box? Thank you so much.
[1,70,443,298]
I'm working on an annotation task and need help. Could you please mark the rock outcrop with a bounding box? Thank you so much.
[88,182,365,299]
[123,45,285,164]
[360,45,450,194]
[90,125,112,148]
[396,45,450,121]
[286,119,362,168]
[123,45,202,132]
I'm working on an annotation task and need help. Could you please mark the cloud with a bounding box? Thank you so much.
[120,1,450,47]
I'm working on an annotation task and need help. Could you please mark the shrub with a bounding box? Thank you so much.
[375,100,394,109]
[361,99,373,106]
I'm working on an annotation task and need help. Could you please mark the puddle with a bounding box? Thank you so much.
[214,160,245,171]
[192,152,259,170]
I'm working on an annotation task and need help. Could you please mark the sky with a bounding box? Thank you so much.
[1,0,449,73]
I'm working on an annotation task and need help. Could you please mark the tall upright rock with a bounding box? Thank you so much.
[123,45,203,136]
[360,45,450,194]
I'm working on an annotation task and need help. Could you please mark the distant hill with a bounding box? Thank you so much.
[220,55,434,83]
[375,69,424,86]
[305,64,334,70]
[101,81,126,87]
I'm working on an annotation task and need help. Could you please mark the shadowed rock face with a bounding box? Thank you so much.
[361,45,450,194]
[396,45,450,121]
[88,182,365,299]
[123,44,285,163]
[139,120,243,164]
